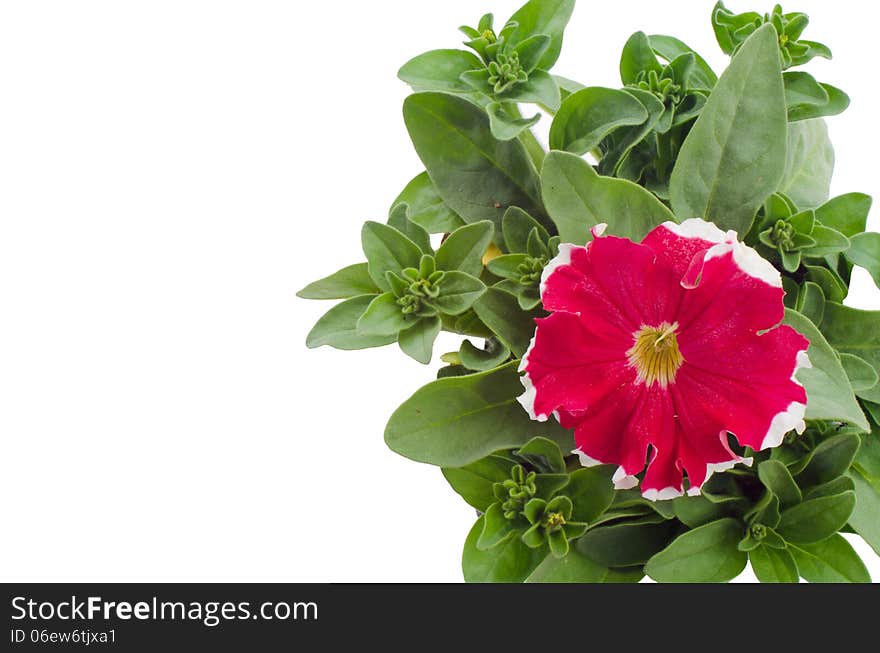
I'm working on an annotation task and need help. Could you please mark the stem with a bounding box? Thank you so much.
[519,127,546,170]
[509,104,546,170]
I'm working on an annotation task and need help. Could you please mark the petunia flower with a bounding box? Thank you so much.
[518,219,811,501]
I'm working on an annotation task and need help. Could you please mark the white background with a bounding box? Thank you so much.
[1,0,878,582]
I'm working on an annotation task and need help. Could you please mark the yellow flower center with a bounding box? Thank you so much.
[627,322,684,389]
[543,512,566,530]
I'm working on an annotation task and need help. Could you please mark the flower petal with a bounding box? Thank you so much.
[541,234,684,332]
[675,242,787,343]
[674,352,806,457]
[641,219,731,279]
[519,312,634,421]
[569,380,649,476]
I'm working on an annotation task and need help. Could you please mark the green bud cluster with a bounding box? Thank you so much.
[488,51,528,94]
[756,192,851,274]
[516,255,547,286]
[768,219,796,251]
[521,495,586,558]
[713,2,831,69]
[635,69,683,107]
[388,256,445,318]
[497,464,537,519]
[749,523,767,541]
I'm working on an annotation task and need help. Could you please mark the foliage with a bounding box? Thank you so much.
[301,0,879,583]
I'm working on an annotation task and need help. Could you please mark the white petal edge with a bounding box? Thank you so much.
[791,349,812,387]
[573,448,604,468]
[760,401,807,450]
[753,336,811,449]
[704,240,782,288]
[538,222,606,298]
[612,466,639,490]
[644,486,684,502]
[517,336,547,421]
[538,242,575,296]
[686,456,754,496]
[661,218,730,244]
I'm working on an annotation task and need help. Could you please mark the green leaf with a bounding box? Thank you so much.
[426,271,485,315]
[297,263,380,300]
[782,310,869,429]
[403,93,543,239]
[541,150,675,244]
[385,362,571,467]
[778,119,835,210]
[855,424,880,478]
[776,492,856,544]
[804,264,847,303]
[357,292,410,336]
[648,34,717,90]
[596,88,665,176]
[847,469,880,557]
[796,433,861,487]
[398,316,441,364]
[783,71,826,111]
[846,232,880,288]
[435,221,494,277]
[441,454,514,511]
[361,221,423,291]
[815,193,872,237]
[549,87,648,155]
[565,467,615,523]
[514,34,552,74]
[533,473,570,500]
[620,31,661,85]
[645,518,747,583]
[554,74,586,100]
[780,249,801,273]
[795,281,825,327]
[516,437,566,474]
[820,303,880,405]
[804,475,855,501]
[669,24,786,234]
[398,49,485,93]
[748,493,782,529]
[525,548,643,583]
[458,338,510,371]
[784,71,850,122]
[478,503,518,550]
[757,460,802,508]
[387,203,431,254]
[749,544,799,583]
[791,84,849,122]
[472,287,540,358]
[789,534,871,583]
[486,102,541,141]
[305,295,396,351]
[672,494,729,528]
[487,254,529,280]
[503,70,561,111]
[502,207,548,254]
[392,172,465,234]
[802,225,850,258]
[578,517,677,567]
[516,285,541,310]
[506,0,575,71]
[462,515,547,582]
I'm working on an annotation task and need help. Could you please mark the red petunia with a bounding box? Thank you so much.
[518,219,811,501]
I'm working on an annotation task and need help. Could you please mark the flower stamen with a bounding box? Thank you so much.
[627,322,685,388]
